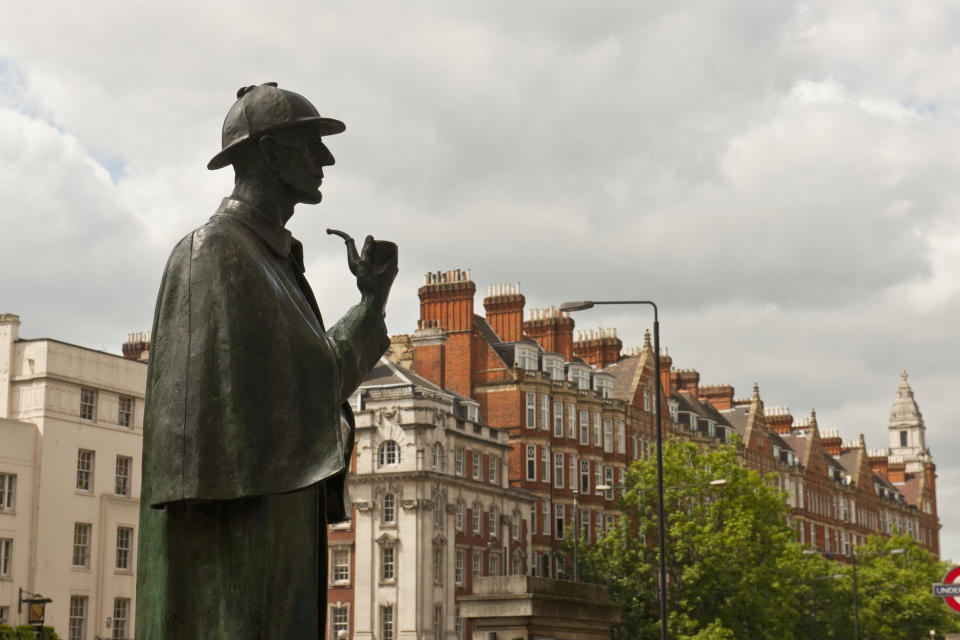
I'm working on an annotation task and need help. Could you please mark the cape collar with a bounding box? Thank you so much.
[215,197,307,272]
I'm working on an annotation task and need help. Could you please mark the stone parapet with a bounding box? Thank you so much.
[459,576,622,640]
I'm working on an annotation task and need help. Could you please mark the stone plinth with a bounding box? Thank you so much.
[459,576,621,640]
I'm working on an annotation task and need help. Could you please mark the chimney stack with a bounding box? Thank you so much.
[483,283,525,342]
[418,269,476,398]
[572,327,622,368]
[122,331,151,361]
[523,306,575,360]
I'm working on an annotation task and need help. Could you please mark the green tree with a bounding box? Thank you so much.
[579,439,803,639]
[853,533,960,639]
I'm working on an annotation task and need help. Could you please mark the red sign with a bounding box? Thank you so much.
[933,566,960,613]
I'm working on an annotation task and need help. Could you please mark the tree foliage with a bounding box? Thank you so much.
[577,440,960,639]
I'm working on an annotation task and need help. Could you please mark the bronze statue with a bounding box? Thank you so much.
[135,83,397,639]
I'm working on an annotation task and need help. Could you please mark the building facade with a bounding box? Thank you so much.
[0,314,146,639]
[392,269,942,568]
[328,357,534,640]
[396,272,661,580]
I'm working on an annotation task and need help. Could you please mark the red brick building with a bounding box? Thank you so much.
[392,268,940,565]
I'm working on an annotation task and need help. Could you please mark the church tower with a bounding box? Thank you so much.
[887,370,930,473]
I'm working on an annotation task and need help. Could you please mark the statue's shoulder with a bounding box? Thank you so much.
[165,214,256,266]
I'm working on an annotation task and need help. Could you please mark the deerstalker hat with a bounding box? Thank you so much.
[207,82,346,170]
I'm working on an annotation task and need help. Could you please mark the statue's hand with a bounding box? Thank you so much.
[356,235,398,317]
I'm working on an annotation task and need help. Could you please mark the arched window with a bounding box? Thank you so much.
[378,440,399,467]
[383,493,396,523]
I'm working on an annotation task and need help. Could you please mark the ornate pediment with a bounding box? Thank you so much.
[375,532,399,547]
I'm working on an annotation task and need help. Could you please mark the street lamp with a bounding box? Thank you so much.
[572,488,581,582]
[560,299,667,640]
[802,546,906,640]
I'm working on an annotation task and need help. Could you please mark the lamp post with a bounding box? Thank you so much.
[560,299,667,640]
[572,488,580,582]
[802,546,905,640]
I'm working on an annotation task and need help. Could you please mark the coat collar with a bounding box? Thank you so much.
[215,197,307,272]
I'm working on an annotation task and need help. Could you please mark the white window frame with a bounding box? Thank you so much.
[331,547,351,585]
[489,507,498,539]
[489,456,499,485]
[593,412,602,446]
[512,511,520,540]
[541,447,550,483]
[567,403,576,438]
[526,445,536,481]
[526,392,536,428]
[455,500,465,531]
[117,395,133,428]
[112,598,129,640]
[380,546,396,583]
[378,440,399,467]
[73,523,91,568]
[0,474,15,512]
[115,526,132,571]
[555,504,565,540]
[383,493,396,524]
[381,604,395,640]
[115,455,131,496]
[488,552,500,576]
[472,551,481,577]
[541,500,551,536]
[579,410,589,445]
[616,420,626,454]
[454,447,464,475]
[554,401,563,436]
[472,451,482,480]
[0,538,11,577]
[554,453,564,488]
[330,604,350,640]
[603,418,613,453]
[541,394,550,431]
[77,449,94,492]
[69,596,87,640]
[432,443,443,470]
[472,503,482,534]
[604,467,614,499]
[455,549,464,585]
[580,460,590,494]
[80,387,97,421]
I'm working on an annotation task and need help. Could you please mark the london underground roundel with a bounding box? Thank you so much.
[933,566,960,613]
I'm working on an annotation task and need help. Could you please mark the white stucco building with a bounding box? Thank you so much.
[0,314,146,640]
[329,357,534,640]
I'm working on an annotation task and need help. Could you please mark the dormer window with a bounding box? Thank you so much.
[567,364,591,390]
[465,403,479,423]
[515,346,539,372]
[592,375,614,399]
[542,355,564,380]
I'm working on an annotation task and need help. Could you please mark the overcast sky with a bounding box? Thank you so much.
[2,1,958,562]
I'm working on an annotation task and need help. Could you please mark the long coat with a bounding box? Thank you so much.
[135,197,389,639]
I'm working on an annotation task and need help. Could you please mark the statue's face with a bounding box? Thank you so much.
[271,129,336,205]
